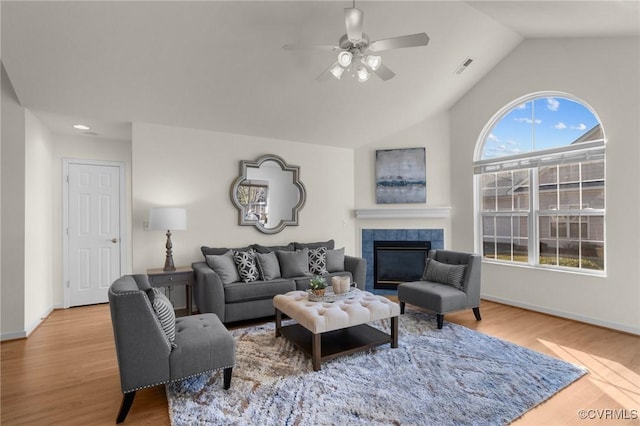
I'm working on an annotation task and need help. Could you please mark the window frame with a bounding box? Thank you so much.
[473,92,606,276]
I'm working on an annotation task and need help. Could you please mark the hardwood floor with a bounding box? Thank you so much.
[1,300,638,425]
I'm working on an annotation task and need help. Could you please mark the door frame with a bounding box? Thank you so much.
[62,158,127,308]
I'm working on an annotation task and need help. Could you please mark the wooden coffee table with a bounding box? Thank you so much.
[273,289,399,371]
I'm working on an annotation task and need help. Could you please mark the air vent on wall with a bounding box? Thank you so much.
[454,57,474,75]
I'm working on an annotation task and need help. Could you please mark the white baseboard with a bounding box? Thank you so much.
[1,305,55,341]
[482,294,640,336]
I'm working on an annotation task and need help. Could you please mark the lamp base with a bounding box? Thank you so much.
[163,230,176,271]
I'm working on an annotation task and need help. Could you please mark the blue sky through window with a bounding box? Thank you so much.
[482,97,600,160]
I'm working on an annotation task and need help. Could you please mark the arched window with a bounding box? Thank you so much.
[474,93,605,273]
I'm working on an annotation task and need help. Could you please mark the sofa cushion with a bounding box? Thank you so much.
[398,280,467,313]
[224,279,296,303]
[422,258,466,290]
[252,243,295,254]
[326,247,345,272]
[255,251,281,281]
[233,249,259,282]
[308,247,328,275]
[277,248,311,278]
[201,245,252,258]
[293,239,335,251]
[149,288,177,348]
[205,250,241,285]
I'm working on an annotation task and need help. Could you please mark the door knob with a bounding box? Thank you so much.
[109,238,118,243]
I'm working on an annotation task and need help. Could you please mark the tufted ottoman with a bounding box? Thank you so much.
[273,289,400,371]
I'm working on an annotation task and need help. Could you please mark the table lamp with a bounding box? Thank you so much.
[148,207,187,271]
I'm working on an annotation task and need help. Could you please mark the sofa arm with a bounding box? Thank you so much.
[344,255,366,290]
[192,262,225,321]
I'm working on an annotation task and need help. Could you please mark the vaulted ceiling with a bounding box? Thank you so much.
[2,1,638,147]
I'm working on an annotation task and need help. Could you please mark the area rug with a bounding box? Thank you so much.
[167,310,587,425]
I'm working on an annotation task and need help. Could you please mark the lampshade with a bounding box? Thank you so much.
[330,64,345,79]
[149,207,187,231]
[337,51,353,67]
[357,66,371,82]
[364,55,381,71]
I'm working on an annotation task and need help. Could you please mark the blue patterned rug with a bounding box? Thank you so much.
[167,310,587,425]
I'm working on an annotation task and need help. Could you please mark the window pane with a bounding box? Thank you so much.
[558,239,580,267]
[540,185,558,210]
[513,238,528,261]
[582,160,604,181]
[495,217,511,237]
[482,216,495,236]
[581,241,604,270]
[539,215,552,238]
[513,170,530,210]
[497,195,513,211]
[539,239,558,265]
[559,183,580,208]
[559,164,580,184]
[539,165,557,185]
[583,186,604,209]
[483,238,496,259]
[482,188,496,210]
[482,174,497,188]
[496,238,511,261]
[587,216,604,242]
[513,216,528,238]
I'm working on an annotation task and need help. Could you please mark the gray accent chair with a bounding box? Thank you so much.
[397,250,482,329]
[108,274,235,423]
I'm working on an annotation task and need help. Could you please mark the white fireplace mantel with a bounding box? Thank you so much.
[354,207,451,220]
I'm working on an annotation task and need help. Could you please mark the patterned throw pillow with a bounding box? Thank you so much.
[233,249,260,282]
[422,258,466,291]
[308,247,328,275]
[149,288,177,348]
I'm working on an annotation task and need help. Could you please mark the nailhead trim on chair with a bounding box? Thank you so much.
[121,364,235,393]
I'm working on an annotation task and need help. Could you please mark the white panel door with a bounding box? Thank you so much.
[68,163,121,306]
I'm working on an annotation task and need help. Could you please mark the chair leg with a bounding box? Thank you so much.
[436,314,444,329]
[116,391,136,424]
[223,367,233,390]
[399,301,406,314]
[473,307,481,321]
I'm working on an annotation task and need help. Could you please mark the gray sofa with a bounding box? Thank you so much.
[193,240,366,323]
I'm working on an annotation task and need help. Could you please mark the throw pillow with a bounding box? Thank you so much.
[326,247,345,272]
[422,258,466,290]
[233,249,260,282]
[308,247,328,275]
[149,288,177,348]
[255,251,282,281]
[277,248,311,278]
[252,243,295,254]
[201,245,251,258]
[205,250,241,285]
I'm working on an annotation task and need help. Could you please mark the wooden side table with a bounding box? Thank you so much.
[147,266,193,316]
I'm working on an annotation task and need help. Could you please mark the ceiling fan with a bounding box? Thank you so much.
[283,2,429,83]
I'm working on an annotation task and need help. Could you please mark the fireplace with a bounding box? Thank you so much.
[374,240,431,290]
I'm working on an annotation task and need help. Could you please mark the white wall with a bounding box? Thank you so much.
[131,122,355,276]
[1,63,26,339]
[24,110,54,334]
[51,134,133,307]
[354,112,452,251]
[450,37,640,334]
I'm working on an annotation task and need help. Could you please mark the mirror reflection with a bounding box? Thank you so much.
[231,155,306,234]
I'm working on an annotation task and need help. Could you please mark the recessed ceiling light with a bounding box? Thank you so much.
[73,124,91,130]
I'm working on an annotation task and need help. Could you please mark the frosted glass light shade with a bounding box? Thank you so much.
[149,207,187,231]
[337,51,353,67]
[357,66,371,82]
[365,55,381,70]
[330,64,345,79]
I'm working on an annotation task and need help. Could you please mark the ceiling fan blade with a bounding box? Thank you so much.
[373,63,395,81]
[283,44,340,52]
[369,33,430,52]
[316,61,339,81]
[345,8,364,42]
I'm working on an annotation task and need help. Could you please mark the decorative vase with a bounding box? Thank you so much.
[331,276,351,294]
[312,288,325,297]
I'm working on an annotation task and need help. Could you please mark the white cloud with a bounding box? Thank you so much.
[515,103,527,110]
[571,123,587,131]
[554,122,567,130]
[506,140,517,146]
[514,117,542,124]
[488,133,499,143]
[547,97,560,111]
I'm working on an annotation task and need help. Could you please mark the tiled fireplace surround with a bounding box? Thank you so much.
[362,228,444,294]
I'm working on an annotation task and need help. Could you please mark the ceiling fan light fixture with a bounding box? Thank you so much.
[364,55,381,70]
[337,51,353,67]
[330,64,345,79]
[357,66,371,82]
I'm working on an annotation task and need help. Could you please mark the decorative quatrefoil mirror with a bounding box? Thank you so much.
[231,154,306,234]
